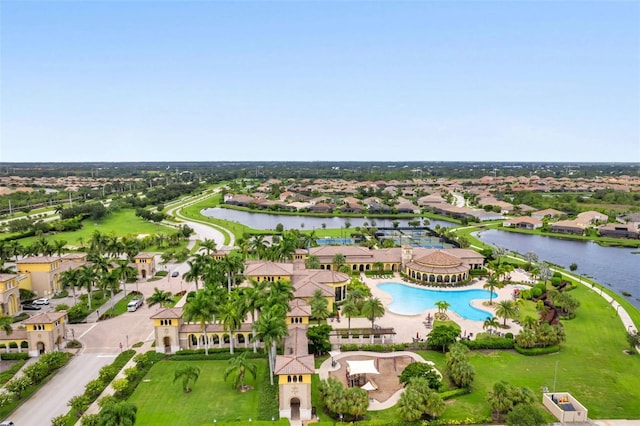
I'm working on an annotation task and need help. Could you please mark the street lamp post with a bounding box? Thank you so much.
[126,335,129,349]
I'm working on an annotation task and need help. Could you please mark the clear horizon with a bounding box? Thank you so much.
[1,1,639,163]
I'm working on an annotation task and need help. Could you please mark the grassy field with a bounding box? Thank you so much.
[16,209,180,249]
[130,359,281,425]
[311,280,640,423]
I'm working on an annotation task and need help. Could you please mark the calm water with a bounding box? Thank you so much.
[201,207,455,230]
[378,282,496,321]
[475,229,640,309]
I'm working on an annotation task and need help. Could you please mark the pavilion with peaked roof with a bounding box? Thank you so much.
[404,249,471,283]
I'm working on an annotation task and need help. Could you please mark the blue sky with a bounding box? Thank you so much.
[1,1,639,162]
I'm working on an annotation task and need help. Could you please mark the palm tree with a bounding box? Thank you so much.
[51,239,67,258]
[361,297,385,342]
[98,401,137,426]
[78,265,97,310]
[373,261,384,275]
[200,238,217,255]
[0,316,13,336]
[220,252,245,293]
[224,352,258,391]
[102,270,121,313]
[267,279,295,312]
[255,305,288,385]
[114,260,137,298]
[183,290,218,355]
[332,253,346,271]
[305,255,321,270]
[219,295,243,354]
[310,289,330,324]
[341,299,359,333]
[147,288,173,308]
[250,235,268,260]
[59,268,81,305]
[184,254,208,291]
[492,245,506,266]
[242,280,268,352]
[483,316,499,336]
[495,300,516,326]
[173,365,201,393]
[434,300,451,318]
[524,252,538,271]
[521,315,538,330]
[483,274,501,305]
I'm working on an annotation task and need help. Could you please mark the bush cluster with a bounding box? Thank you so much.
[514,344,560,356]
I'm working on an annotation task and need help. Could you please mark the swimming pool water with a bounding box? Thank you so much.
[378,282,495,321]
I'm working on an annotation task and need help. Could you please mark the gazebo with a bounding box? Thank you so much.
[346,360,379,388]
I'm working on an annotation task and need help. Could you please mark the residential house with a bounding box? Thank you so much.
[532,208,565,220]
[503,217,543,230]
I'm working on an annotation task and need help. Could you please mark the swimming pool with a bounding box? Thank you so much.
[378,282,495,321]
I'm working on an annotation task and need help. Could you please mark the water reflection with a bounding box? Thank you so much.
[201,207,455,231]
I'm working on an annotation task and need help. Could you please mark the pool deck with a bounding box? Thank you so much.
[333,270,532,344]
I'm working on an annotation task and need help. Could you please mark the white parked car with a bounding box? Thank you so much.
[34,298,50,305]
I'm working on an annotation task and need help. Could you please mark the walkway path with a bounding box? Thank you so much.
[317,350,433,411]
[456,229,639,352]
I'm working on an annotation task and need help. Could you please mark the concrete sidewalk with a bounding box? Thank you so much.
[77,339,156,424]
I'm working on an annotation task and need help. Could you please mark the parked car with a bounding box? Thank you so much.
[22,304,41,311]
[34,298,50,305]
[171,271,179,278]
[0,421,15,426]
[127,298,144,312]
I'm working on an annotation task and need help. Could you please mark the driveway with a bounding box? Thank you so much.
[2,193,232,424]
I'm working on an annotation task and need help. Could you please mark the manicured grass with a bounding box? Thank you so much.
[425,284,640,420]
[17,209,178,248]
[178,194,254,244]
[316,284,640,422]
[130,359,277,425]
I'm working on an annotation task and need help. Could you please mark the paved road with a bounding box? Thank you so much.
[2,193,231,424]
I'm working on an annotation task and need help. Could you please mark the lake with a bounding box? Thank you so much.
[201,207,456,231]
[474,229,640,309]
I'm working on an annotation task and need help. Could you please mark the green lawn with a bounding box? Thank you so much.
[429,283,640,421]
[130,359,278,425]
[17,209,178,248]
[313,281,640,422]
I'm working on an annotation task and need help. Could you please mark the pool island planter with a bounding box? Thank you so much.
[542,392,588,423]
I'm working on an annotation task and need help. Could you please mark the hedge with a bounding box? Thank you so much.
[339,343,409,352]
[168,351,267,361]
[0,353,29,361]
[460,338,515,350]
[514,344,561,356]
[439,387,471,400]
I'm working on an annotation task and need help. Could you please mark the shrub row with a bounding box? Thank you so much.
[0,353,29,361]
[339,343,409,352]
[439,387,471,400]
[459,338,515,350]
[514,344,560,356]
[336,416,493,426]
[54,349,136,425]
[169,351,267,361]
[0,351,72,420]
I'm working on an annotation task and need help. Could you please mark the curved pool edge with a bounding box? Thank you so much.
[375,281,496,321]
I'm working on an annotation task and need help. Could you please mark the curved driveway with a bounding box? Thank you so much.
[3,192,232,425]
